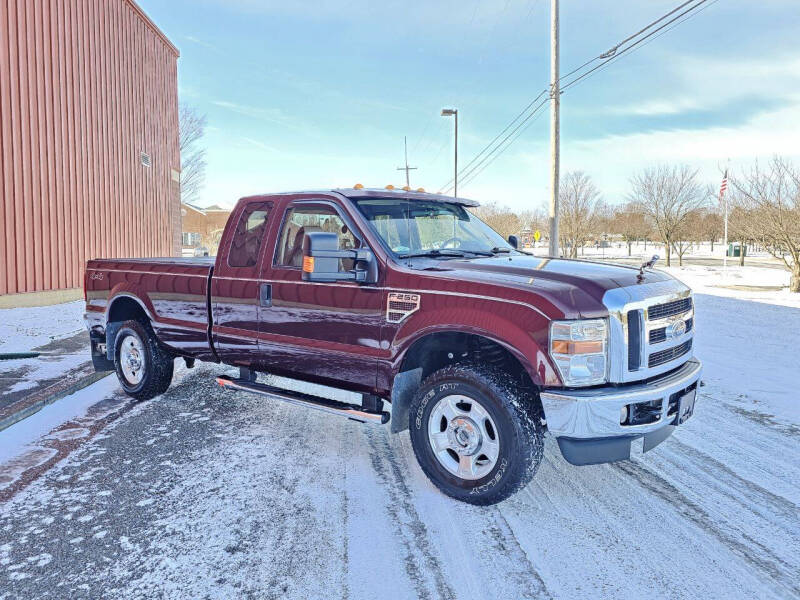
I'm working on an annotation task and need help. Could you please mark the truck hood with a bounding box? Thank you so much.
[421,255,674,319]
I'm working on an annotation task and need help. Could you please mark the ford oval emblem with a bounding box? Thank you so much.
[667,320,687,339]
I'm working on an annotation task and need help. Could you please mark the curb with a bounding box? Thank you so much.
[0,371,112,433]
[0,352,41,361]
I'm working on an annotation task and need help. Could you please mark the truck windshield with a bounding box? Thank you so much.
[353,198,514,258]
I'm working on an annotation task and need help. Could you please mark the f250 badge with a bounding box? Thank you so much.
[90,272,104,280]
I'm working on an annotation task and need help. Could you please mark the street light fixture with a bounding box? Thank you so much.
[441,108,458,198]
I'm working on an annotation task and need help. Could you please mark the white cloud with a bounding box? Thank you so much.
[603,55,800,117]
[612,98,703,116]
[572,100,800,164]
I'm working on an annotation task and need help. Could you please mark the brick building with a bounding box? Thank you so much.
[180,203,231,256]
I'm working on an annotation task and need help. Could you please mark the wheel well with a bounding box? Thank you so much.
[399,332,537,393]
[108,296,149,326]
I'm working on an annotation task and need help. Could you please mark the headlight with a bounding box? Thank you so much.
[549,319,608,386]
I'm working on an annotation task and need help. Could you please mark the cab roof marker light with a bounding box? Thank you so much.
[353,183,364,189]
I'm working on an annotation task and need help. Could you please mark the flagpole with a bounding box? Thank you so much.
[723,193,728,270]
[722,161,729,271]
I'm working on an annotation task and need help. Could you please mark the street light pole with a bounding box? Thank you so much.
[441,108,458,197]
[548,0,560,257]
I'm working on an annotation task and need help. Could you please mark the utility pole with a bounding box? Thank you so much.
[548,0,560,257]
[396,136,417,187]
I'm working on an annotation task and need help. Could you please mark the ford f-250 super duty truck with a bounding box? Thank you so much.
[85,187,702,505]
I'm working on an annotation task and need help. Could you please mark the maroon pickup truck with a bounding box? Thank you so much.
[85,187,701,504]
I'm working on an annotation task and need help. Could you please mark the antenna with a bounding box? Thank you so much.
[396,136,418,187]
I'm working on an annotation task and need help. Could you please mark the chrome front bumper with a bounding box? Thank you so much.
[540,359,702,464]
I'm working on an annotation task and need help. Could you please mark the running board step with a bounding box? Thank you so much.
[215,375,389,425]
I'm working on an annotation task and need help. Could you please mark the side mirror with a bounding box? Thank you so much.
[507,235,519,249]
[302,232,378,284]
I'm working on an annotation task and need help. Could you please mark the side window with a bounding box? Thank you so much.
[275,205,360,270]
[228,202,271,267]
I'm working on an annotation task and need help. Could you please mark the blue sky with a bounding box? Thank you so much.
[138,0,800,211]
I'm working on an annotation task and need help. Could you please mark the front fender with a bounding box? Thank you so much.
[390,302,560,389]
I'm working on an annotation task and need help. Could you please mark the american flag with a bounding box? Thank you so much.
[719,169,728,199]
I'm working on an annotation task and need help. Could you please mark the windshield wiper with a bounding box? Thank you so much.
[491,247,511,254]
[398,249,469,259]
[399,248,498,259]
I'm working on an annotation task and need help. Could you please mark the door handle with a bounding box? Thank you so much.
[259,283,272,307]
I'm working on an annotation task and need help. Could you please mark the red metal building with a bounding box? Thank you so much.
[0,0,180,296]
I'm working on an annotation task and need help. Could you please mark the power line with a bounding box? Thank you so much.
[560,0,712,92]
[441,96,549,194]
[459,100,550,189]
[437,89,548,192]
[558,0,698,82]
[441,0,719,192]
[561,0,721,94]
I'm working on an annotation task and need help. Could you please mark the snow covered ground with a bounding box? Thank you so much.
[0,301,85,354]
[0,269,798,599]
[0,301,90,397]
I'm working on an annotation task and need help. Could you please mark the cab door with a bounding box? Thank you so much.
[257,198,383,392]
[211,200,273,365]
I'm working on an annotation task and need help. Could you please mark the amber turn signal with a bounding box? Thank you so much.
[551,340,603,355]
[302,256,315,273]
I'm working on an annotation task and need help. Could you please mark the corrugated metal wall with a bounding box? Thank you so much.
[0,0,180,295]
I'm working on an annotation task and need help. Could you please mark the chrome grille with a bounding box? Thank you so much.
[649,316,694,344]
[627,309,642,370]
[649,339,692,368]
[603,279,695,384]
[647,297,692,320]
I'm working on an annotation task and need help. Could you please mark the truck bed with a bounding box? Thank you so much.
[85,256,215,361]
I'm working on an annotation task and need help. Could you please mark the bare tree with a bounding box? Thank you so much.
[559,171,602,259]
[729,157,800,292]
[671,208,703,266]
[612,202,650,256]
[695,206,723,251]
[179,103,208,204]
[628,165,707,267]
[471,202,522,240]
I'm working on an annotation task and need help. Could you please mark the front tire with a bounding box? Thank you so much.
[113,320,174,401]
[409,364,544,505]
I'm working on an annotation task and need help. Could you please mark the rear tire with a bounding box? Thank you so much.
[113,320,174,401]
[409,363,544,505]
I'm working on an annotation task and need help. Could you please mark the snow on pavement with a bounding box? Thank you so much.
[0,301,90,397]
[0,376,123,466]
[0,293,798,599]
[0,301,85,354]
